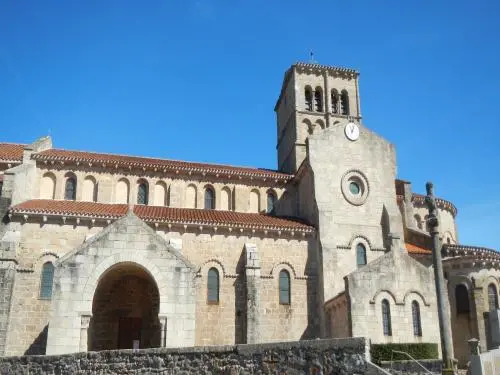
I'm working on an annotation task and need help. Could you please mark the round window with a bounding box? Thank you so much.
[349,181,360,195]
[341,170,369,206]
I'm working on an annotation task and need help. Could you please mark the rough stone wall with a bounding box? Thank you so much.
[307,121,404,302]
[446,264,500,366]
[345,250,441,347]
[325,293,349,338]
[0,261,15,355]
[0,338,369,375]
[3,213,315,355]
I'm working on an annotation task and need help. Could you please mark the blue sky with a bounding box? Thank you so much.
[0,1,499,249]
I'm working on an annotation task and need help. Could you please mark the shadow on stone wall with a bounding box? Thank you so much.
[234,250,247,344]
[24,324,47,355]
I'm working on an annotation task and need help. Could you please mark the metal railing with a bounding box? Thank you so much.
[390,350,434,375]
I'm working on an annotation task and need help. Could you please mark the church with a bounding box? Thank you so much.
[0,62,498,368]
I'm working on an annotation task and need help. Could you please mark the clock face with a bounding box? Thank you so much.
[345,122,360,141]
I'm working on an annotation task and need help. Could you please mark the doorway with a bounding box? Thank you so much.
[89,262,160,351]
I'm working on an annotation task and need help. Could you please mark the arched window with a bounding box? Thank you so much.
[64,177,76,200]
[314,87,323,112]
[488,284,498,312]
[204,187,215,210]
[331,89,339,114]
[137,181,148,205]
[266,191,276,214]
[341,90,350,115]
[154,181,167,206]
[40,172,56,199]
[356,243,367,267]
[116,178,130,204]
[382,299,392,336]
[279,270,291,305]
[455,284,470,314]
[185,184,197,208]
[207,268,219,303]
[412,301,422,336]
[82,176,98,202]
[249,189,260,213]
[220,187,231,211]
[414,214,423,230]
[305,87,312,111]
[40,262,55,300]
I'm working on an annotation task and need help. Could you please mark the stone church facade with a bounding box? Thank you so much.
[0,62,498,367]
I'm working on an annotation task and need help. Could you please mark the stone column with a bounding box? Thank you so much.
[159,316,168,347]
[79,315,91,352]
[245,243,261,344]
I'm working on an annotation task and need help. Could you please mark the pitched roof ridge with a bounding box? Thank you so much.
[33,147,291,176]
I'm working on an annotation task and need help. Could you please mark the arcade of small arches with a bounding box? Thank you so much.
[304,86,350,115]
[39,171,279,213]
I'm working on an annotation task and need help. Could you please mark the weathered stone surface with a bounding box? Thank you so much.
[380,359,442,375]
[0,338,368,375]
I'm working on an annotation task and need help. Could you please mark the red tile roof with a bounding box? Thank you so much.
[31,149,293,181]
[0,143,24,163]
[405,243,432,255]
[10,199,315,233]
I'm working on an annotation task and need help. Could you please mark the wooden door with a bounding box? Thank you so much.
[118,317,142,349]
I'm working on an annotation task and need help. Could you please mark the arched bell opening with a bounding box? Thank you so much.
[89,262,160,351]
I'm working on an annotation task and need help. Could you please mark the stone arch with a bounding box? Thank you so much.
[200,259,227,278]
[249,189,260,213]
[82,253,168,315]
[40,172,56,199]
[370,289,398,305]
[315,119,325,130]
[270,261,298,279]
[348,234,373,249]
[116,178,130,204]
[402,290,431,307]
[82,175,98,202]
[185,184,197,208]
[154,181,167,206]
[220,186,231,211]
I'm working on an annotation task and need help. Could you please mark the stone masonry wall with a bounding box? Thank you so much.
[0,261,15,355]
[0,338,368,375]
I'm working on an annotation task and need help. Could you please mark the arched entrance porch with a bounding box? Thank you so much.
[89,262,161,351]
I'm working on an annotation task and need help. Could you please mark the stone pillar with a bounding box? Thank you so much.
[245,243,261,344]
[79,315,91,352]
[160,316,167,347]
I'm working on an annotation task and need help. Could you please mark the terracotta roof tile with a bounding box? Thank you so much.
[405,243,432,255]
[32,149,293,181]
[0,143,24,163]
[10,199,314,233]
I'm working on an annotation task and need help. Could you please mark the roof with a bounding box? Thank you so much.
[9,199,315,234]
[397,194,458,217]
[405,243,431,255]
[0,143,24,163]
[31,149,293,182]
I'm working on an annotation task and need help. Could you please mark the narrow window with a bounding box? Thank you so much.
[314,88,323,112]
[356,243,367,267]
[204,187,215,210]
[64,177,76,200]
[137,182,148,205]
[279,270,291,305]
[266,191,276,214]
[412,301,422,336]
[341,90,350,115]
[305,88,313,111]
[0,181,3,197]
[382,299,392,336]
[488,284,498,312]
[331,89,339,114]
[40,262,55,300]
[207,268,219,303]
[455,284,470,314]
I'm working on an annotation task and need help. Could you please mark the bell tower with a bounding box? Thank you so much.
[274,62,361,174]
